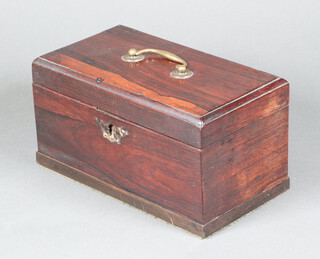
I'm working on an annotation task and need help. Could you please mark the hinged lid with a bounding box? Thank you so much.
[32,25,289,148]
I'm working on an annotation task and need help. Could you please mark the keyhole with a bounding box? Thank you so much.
[108,123,113,134]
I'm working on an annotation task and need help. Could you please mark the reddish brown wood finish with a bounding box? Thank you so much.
[32,25,288,148]
[202,107,289,222]
[201,81,289,148]
[34,84,202,222]
[33,83,289,225]
[38,25,277,116]
[32,58,202,148]
[37,151,289,238]
[32,25,290,236]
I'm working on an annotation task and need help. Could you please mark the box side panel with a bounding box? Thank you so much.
[202,106,289,223]
[201,81,289,148]
[33,84,203,222]
[32,58,202,148]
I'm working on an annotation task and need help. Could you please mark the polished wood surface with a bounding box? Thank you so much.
[38,25,277,116]
[202,107,289,222]
[201,81,289,148]
[37,152,289,238]
[32,25,290,236]
[32,25,289,148]
[32,58,202,148]
[34,83,289,225]
[34,84,202,221]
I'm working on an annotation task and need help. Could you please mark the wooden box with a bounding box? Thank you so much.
[32,25,289,238]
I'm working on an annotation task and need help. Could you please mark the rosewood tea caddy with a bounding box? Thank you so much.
[32,25,289,238]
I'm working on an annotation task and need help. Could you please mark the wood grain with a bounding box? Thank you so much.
[37,25,277,116]
[201,82,289,148]
[34,84,203,222]
[32,59,202,148]
[32,24,289,149]
[202,107,289,222]
[36,152,289,238]
[32,25,290,236]
[34,83,289,224]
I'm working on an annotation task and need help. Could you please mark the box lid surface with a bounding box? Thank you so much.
[32,25,288,148]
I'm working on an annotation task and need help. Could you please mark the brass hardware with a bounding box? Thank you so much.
[96,118,128,145]
[96,77,104,84]
[121,48,193,79]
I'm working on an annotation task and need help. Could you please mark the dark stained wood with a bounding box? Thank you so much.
[34,83,289,225]
[202,177,289,237]
[33,84,203,222]
[36,152,289,238]
[32,59,202,148]
[202,107,289,222]
[38,25,277,116]
[32,25,290,237]
[32,25,288,148]
[201,82,289,148]
[36,152,205,237]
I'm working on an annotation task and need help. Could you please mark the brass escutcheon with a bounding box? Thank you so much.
[96,118,128,145]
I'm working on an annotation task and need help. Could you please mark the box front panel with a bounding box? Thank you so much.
[32,59,202,148]
[33,84,202,222]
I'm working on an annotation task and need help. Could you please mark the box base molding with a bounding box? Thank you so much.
[36,152,289,238]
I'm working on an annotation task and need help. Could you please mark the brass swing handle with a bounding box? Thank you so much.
[121,48,193,79]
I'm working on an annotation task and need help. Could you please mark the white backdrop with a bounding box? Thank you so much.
[1,0,320,258]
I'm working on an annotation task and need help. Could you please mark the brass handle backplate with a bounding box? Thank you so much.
[121,48,193,79]
[96,118,128,145]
